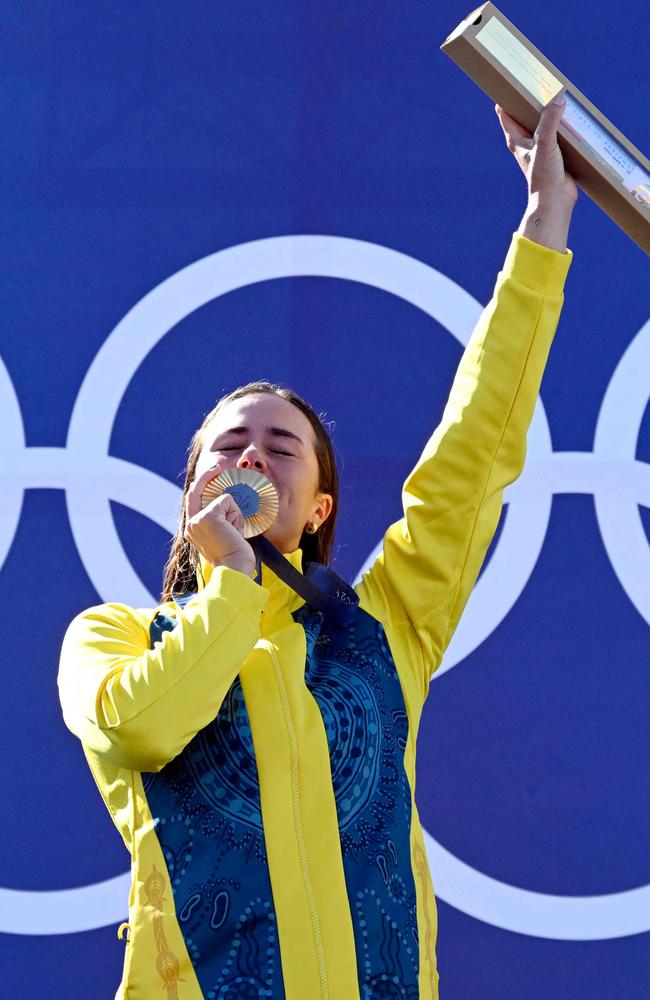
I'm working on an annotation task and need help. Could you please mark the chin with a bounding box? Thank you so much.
[263,524,298,553]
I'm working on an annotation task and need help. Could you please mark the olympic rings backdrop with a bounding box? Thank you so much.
[1,2,649,998]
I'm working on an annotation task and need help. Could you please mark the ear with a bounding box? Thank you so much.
[311,492,333,528]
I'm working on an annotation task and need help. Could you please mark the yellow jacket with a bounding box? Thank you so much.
[58,232,572,1000]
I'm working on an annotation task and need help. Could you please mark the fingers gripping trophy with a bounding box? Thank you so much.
[181,97,579,600]
[58,40,591,1000]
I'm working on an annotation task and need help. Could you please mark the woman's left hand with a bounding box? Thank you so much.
[496,95,579,208]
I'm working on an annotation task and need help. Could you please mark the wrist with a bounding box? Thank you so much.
[527,188,577,214]
[518,192,575,254]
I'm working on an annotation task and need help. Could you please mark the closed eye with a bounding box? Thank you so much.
[217,446,294,456]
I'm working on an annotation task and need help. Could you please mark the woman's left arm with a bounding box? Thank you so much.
[507,92,578,254]
[357,96,578,681]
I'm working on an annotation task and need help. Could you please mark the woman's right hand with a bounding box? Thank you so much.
[184,467,257,578]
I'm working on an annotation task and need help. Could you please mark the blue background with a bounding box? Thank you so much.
[1,1,649,997]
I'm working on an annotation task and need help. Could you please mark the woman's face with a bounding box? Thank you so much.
[193,393,333,554]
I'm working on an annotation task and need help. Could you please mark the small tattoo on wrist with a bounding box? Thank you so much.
[534,217,543,227]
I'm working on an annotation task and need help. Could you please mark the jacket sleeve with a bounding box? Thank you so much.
[356,233,572,686]
[58,565,269,772]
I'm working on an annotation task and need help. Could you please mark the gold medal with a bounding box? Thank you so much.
[200,467,279,538]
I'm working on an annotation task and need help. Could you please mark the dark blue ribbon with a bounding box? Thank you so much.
[173,539,359,626]
[251,536,359,626]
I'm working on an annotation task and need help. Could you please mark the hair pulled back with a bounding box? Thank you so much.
[161,381,339,603]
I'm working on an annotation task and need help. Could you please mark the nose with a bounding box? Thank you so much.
[236,444,267,473]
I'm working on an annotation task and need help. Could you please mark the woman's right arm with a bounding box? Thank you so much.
[58,563,268,774]
[57,464,262,772]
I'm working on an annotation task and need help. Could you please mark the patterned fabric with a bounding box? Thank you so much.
[143,616,285,999]
[56,232,572,1000]
[144,601,418,998]
[297,604,419,998]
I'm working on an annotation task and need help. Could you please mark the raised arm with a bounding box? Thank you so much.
[356,96,577,684]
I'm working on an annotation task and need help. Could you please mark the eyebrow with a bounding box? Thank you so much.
[211,425,304,447]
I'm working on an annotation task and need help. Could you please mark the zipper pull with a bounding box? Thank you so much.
[117,922,131,942]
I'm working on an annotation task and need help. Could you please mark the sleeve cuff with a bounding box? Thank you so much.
[202,564,270,624]
[502,232,573,296]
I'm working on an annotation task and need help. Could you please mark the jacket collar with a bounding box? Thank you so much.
[198,547,306,617]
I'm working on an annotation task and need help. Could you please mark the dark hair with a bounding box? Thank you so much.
[161,380,339,602]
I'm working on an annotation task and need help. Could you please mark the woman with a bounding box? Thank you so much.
[58,96,577,1000]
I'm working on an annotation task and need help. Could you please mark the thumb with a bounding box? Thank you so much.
[534,92,567,145]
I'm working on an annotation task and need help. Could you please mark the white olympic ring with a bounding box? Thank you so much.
[0,236,648,940]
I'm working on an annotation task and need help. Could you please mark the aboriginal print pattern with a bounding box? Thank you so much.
[142,612,285,999]
[295,604,420,999]
[144,863,185,998]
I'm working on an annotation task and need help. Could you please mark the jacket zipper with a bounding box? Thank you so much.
[264,641,329,1000]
